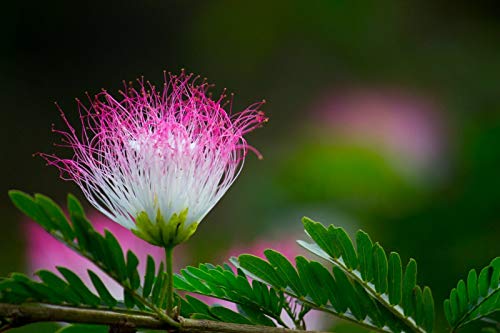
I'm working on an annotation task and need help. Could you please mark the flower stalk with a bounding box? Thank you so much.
[165,246,174,317]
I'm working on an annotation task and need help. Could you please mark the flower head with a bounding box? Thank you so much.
[41,71,267,247]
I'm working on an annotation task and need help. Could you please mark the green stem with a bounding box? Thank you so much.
[165,245,174,317]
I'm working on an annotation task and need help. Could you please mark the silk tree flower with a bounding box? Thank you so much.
[25,212,174,299]
[41,71,267,248]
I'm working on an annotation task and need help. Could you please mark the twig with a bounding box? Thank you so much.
[0,303,332,333]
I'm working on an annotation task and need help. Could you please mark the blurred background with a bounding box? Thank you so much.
[2,1,500,332]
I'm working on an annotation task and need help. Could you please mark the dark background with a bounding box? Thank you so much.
[2,1,500,332]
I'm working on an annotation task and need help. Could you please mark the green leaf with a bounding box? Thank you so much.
[12,274,64,303]
[444,299,454,324]
[151,272,165,305]
[402,258,417,317]
[67,194,86,217]
[332,266,365,320]
[413,286,424,325]
[372,243,388,294]
[104,230,127,282]
[88,270,117,308]
[238,255,283,288]
[352,282,386,328]
[296,240,330,262]
[9,191,56,231]
[388,252,402,305]
[36,270,81,305]
[124,289,136,309]
[210,306,253,325]
[251,280,268,311]
[457,280,468,314]
[71,217,91,251]
[422,286,435,332]
[490,265,500,290]
[181,269,212,295]
[237,304,276,326]
[143,255,156,298]
[174,275,195,293]
[478,266,492,298]
[183,294,210,316]
[492,258,500,270]
[126,250,140,290]
[332,227,358,270]
[296,257,328,306]
[67,195,94,246]
[302,217,340,258]
[4,268,118,312]
[264,249,304,296]
[356,230,374,282]
[0,279,32,302]
[34,194,74,240]
[309,260,344,312]
[188,265,225,286]
[57,267,100,307]
[468,269,479,306]
[92,235,113,274]
[450,289,459,323]
[68,198,93,252]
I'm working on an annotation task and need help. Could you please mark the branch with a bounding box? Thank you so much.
[0,303,332,333]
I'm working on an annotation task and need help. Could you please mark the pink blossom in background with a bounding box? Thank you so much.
[25,211,183,298]
[224,234,305,262]
[311,87,449,176]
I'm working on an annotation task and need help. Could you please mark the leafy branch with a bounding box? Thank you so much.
[175,263,289,327]
[444,257,500,332]
[228,217,435,333]
[3,191,333,332]
[7,190,177,326]
[2,191,499,333]
[172,216,438,332]
[297,217,435,332]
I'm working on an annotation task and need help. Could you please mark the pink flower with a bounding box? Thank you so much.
[40,71,267,247]
[25,211,180,298]
[225,235,305,262]
[312,87,447,175]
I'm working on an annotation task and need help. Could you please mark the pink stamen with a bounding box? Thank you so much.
[39,71,266,231]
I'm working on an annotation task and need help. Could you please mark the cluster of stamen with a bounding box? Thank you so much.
[41,71,267,236]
